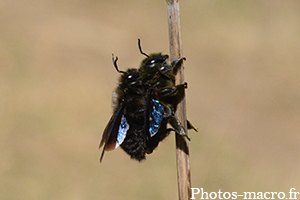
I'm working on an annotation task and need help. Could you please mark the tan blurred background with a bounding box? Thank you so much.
[1,0,300,199]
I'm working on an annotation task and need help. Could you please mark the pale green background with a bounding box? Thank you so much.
[1,0,299,199]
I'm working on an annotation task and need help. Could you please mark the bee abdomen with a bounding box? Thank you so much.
[120,128,146,161]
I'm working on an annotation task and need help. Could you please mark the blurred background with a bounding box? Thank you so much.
[1,0,300,199]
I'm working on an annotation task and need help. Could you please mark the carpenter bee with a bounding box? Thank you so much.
[99,40,196,162]
[99,55,147,162]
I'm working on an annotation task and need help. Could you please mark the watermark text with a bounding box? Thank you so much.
[191,188,300,199]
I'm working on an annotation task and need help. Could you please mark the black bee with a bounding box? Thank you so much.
[99,40,196,162]
[99,56,147,161]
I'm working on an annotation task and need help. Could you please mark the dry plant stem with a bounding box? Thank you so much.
[166,0,191,199]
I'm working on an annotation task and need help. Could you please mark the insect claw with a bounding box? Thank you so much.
[183,82,188,88]
[185,135,191,141]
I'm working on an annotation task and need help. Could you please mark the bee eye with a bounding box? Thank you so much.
[127,75,133,79]
[144,54,169,68]
[145,59,156,67]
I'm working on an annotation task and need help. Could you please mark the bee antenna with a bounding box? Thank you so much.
[138,39,149,57]
[112,54,126,74]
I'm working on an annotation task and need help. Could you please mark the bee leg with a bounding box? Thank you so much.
[160,102,173,118]
[159,83,186,98]
[168,115,190,141]
[171,57,186,75]
[145,128,173,154]
[158,83,187,106]
[187,120,198,132]
[159,87,176,97]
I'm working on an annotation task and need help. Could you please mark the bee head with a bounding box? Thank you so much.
[138,39,169,73]
[122,69,141,86]
[140,53,169,73]
[119,69,143,94]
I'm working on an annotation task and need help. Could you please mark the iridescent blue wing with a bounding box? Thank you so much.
[149,99,164,137]
[144,91,164,140]
[116,114,129,148]
[99,103,129,162]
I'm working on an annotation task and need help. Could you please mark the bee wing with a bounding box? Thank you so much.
[149,99,164,137]
[99,115,115,150]
[145,93,164,139]
[99,103,129,162]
